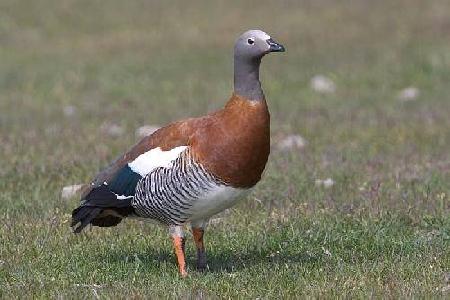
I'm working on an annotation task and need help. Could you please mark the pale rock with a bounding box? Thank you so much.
[61,184,84,199]
[277,135,307,151]
[101,122,124,137]
[135,125,160,139]
[310,75,336,94]
[323,178,335,188]
[398,87,420,102]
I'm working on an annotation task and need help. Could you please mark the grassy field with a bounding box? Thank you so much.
[1,0,449,297]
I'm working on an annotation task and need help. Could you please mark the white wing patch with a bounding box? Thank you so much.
[128,146,187,176]
[115,193,134,200]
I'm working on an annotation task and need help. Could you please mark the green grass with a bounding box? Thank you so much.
[1,0,449,297]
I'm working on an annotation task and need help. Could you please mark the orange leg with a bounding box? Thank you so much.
[170,226,187,277]
[192,227,206,271]
[172,236,187,277]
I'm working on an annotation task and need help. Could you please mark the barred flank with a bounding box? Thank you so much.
[132,148,225,225]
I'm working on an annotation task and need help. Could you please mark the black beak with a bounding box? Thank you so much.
[267,38,285,52]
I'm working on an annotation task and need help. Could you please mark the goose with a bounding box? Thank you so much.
[71,29,285,276]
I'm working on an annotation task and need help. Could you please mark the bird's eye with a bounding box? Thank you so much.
[247,38,255,45]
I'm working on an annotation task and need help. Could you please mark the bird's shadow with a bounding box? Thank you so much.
[96,243,321,274]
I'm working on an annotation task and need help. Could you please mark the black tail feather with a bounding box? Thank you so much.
[71,185,134,233]
[73,207,102,233]
[71,205,94,227]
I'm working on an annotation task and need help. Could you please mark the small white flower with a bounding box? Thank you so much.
[209,217,224,225]
[315,178,335,188]
[322,247,332,256]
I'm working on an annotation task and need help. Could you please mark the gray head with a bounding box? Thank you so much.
[234,29,285,61]
[234,30,285,100]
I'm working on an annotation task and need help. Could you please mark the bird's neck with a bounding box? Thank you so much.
[234,57,264,101]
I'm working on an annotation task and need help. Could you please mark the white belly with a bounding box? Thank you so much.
[187,185,250,221]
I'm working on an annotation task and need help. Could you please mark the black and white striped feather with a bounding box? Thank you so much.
[132,148,227,225]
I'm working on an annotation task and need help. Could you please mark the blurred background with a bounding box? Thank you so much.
[2,0,450,215]
[1,0,449,297]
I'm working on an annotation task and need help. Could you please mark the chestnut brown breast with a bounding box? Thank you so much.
[191,94,270,188]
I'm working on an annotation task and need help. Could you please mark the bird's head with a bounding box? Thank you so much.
[234,29,285,61]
